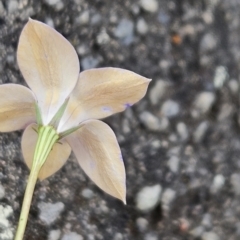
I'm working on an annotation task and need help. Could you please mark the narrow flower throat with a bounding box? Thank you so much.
[32,126,59,171]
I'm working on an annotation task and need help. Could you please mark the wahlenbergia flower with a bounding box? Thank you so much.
[0,19,150,239]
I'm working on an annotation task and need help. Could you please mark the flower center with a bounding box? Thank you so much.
[32,125,59,171]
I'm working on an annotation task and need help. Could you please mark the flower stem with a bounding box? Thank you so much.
[14,125,59,240]
[14,164,40,240]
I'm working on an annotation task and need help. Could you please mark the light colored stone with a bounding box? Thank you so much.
[202,11,214,24]
[144,233,158,240]
[210,174,225,194]
[45,0,63,9]
[0,205,13,228]
[201,232,220,240]
[97,31,110,45]
[76,11,90,25]
[177,122,189,141]
[149,80,169,105]
[231,173,240,195]
[161,100,180,118]
[81,56,100,70]
[200,33,217,53]
[193,121,209,143]
[48,229,61,240]
[38,202,65,225]
[45,17,55,28]
[161,188,176,211]
[61,232,83,240]
[136,18,148,35]
[136,217,149,232]
[168,156,180,173]
[190,226,204,237]
[140,0,159,13]
[136,185,162,212]
[0,228,14,240]
[0,184,5,200]
[214,66,228,89]
[113,233,123,240]
[114,19,134,39]
[201,213,212,229]
[81,188,94,199]
[228,79,239,94]
[193,92,215,115]
[91,14,102,25]
[44,0,62,6]
[139,111,166,131]
[7,0,18,13]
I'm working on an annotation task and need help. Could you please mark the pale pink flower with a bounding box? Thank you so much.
[0,19,151,203]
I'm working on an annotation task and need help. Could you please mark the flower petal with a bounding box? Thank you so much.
[58,68,151,132]
[66,120,126,203]
[17,19,79,125]
[0,84,36,132]
[21,123,71,180]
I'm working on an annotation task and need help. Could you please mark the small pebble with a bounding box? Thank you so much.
[231,173,240,195]
[7,0,18,13]
[193,121,209,143]
[200,33,217,53]
[149,80,169,105]
[158,11,170,25]
[136,217,149,232]
[96,31,110,45]
[210,174,225,194]
[140,0,159,13]
[144,233,158,240]
[161,188,176,212]
[201,213,212,229]
[48,229,61,240]
[61,232,84,240]
[114,19,134,45]
[76,11,90,25]
[131,4,140,15]
[0,205,13,229]
[235,222,240,235]
[177,122,189,141]
[202,11,213,24]
[161,100,180,118]
[201,232,220,240]
[151,139,161,149]
[81,188,94,199]
[228,79,239,94]
[190,226,205,237]
[38,202,65,225]
[0,228,14,240]
[44,0,61,5]
[136,18,148,35]
[91,14,102,26]
[213,66,228,89]
[45,17,55,28]
[81,56,100,70]
[113,233,123,240]
[136,184,162,212]
[0,184,5,199]
[44,0,63,9]
[193,92,215,115]
[139,111,164,131]
[168,156,180,173]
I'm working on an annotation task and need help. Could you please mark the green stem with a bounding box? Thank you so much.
[14,164,39,240]
[14,126,59,240]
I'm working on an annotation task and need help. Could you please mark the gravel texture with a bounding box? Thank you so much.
[0,0,240,239]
